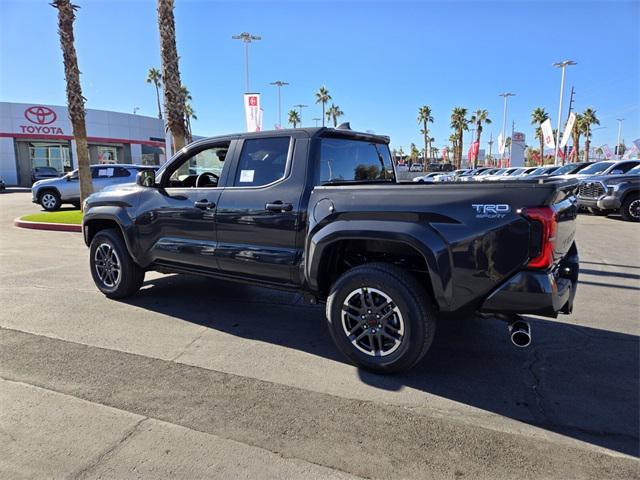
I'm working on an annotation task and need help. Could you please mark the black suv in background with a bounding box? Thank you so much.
[578,164,640,221]
[31,166,62,184]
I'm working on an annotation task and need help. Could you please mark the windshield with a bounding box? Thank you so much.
[579,161,614,175]
[552,164,579,175]
[509,168,525,175]
[628,165,640,175]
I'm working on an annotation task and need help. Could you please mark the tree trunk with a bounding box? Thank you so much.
[474,124,481,169]
[539,134,545,166]
[158,0,186,153]
[52,0,92,206]
[155,84,163,119]
[584,137,590,162]
[423,121,428,168]
[322,103,326,127]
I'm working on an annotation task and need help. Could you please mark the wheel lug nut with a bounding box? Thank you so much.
[378,324,382,329]
[367,310,372,314]
[376,314,380,319]
[372,329,377,334]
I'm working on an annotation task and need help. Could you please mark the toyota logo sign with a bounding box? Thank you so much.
[24,106,57,125]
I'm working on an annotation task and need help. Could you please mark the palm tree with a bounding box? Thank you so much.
[469,109,491,168]
[51,0,92,204]
[288,109,301,128]
[326,103,344,127]
[315,86,331,127]
[146,68,163,119]
[157,0,187,152]
[570,113,583,162]
[450,107,469,168]
[581,108,600,162]
[183,103,196,142]
[417,106,433,163]
[426,136,435,160]
[531,107,549,166]
[180,85,195,142]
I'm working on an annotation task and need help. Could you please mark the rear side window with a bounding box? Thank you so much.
[233,137,290,187]
[113,167,131,177]
[319,138,395,184]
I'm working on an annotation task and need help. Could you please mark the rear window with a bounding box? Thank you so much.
[319,138,394,184]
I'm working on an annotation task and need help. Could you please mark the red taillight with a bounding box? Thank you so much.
[522,206,557,269]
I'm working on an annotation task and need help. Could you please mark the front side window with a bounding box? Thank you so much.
[319,138,394,184]
[168,145,229,188]
[233,137,290,187]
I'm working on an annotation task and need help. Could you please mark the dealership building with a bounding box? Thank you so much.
[0,102,167,186]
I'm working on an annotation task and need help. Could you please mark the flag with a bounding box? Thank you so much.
[541,119,555,149]
[560,113,576,149]
[558,148,565,161]
[498,133,506,155]
[602,144,613,159]
[244,93,261,132]
[568,146,575,161]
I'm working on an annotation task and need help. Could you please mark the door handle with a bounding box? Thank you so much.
[194,199,215,210]
[265,201,293,212]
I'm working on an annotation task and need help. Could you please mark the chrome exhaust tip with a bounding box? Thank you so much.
[509,320,531,348]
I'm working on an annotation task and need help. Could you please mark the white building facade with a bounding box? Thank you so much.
[0,102,166,186]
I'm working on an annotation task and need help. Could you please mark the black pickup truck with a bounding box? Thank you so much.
[83,126,579,372]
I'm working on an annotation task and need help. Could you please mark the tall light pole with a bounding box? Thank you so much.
[294,104,308,124]
[616,118,624,158]
[269,80,289,129]
[313,117,322,127]
[552,60,577,165]
[498,92,515,167]
[232,32,261,92]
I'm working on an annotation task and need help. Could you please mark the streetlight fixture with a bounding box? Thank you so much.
[232,32,261,92]
[312,117,322,127]
[616,118,625,158]
[498,92,515,166]
[552,60,577,165]
[133,107,140,115]
[269,80,289,129]
[294,104,308,124]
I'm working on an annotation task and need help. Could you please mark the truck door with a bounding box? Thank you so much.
[135,140,234,271]
[215,135,308,284]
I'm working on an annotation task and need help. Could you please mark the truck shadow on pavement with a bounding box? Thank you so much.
[126,274,639,457]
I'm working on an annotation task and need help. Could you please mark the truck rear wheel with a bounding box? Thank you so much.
[621,194,640,222]
[326,262,436,373]
[89,228,144,299]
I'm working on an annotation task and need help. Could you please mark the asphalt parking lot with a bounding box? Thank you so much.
[1,190,638,479]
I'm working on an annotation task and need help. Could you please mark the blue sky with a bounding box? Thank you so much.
[1,0,638,152]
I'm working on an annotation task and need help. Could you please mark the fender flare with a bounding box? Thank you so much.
[82,206,139,263]
[306,219,453,310]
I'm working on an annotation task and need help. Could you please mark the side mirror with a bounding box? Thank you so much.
[136,169,156,187]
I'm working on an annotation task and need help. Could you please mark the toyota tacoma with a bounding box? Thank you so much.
[83,126,579,372]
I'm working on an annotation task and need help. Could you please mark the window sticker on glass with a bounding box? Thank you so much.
[239,169,255,183]
[98,168,114,177]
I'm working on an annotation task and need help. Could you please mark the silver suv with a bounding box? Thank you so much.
[32,164,158,211]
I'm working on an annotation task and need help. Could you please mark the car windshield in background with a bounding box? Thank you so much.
[35,167,59,174]
[552,164,580,175]
[579,161,615,175]
[320,139,394,184]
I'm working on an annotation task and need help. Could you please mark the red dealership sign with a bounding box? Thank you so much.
[20,106,64,135]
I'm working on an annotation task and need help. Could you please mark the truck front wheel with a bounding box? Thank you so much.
[621,194,640,222]
[326,263,436,373]
[89,228,145,299]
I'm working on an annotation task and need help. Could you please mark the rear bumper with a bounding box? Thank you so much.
[480,247,579,318]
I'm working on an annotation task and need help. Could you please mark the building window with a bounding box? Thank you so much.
[29,143,72,173]
[97,146,118,164]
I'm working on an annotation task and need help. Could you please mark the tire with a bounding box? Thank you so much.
[588,207,611,216]
[89,228,144,299]
[621,194,640,222]
[326,262,436,373]
[39,190,61,211]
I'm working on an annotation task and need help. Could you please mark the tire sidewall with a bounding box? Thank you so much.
[622,195,640,222]
[327,268,427,372]
[89,230,129,296]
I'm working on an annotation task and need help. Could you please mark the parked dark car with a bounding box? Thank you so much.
[427,163,455,172]
[577,165,640,221]
[0,177,5,191]
[31,166,62,184]
[82,127,579,373]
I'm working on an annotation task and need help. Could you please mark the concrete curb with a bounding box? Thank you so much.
[14,217,81,233]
